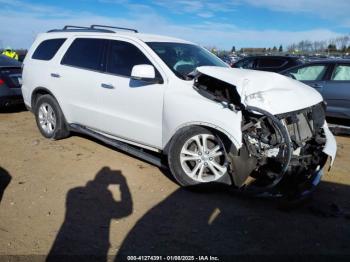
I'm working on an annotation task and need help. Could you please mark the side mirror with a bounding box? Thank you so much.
[131,64,156,81]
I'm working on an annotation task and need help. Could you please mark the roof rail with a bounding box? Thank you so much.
[47,25,115,33]
[63,25,90,30]
[47,25,138,33]
[90,24,138,33]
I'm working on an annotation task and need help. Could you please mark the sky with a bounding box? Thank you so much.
[0,0,349,49]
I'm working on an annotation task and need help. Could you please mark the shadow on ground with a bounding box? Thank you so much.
[0,104,26,114]
[46,167,133,261]
[116,180,350,260]
[0,167,11,204]
[45,166,350,261]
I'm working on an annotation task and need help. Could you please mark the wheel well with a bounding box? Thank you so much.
[31,88,55,109]
[164,124,238,156]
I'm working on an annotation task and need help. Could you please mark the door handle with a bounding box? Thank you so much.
[101,83,114,89]
[51,73,60,78]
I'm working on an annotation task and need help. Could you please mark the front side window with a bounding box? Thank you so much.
[147,42,227,80]
[32,38,66,61]
[107,40,152,77]
[287,65,327,81]
[61,38,107,71]
[331,65,350,81]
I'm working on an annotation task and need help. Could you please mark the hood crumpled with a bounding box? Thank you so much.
[196,66,323,115]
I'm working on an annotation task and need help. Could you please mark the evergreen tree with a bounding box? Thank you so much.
[327,44,337,52]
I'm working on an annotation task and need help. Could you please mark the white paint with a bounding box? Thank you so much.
[22,31,336,170]
[196,66,324,115]
[131,64,155,80]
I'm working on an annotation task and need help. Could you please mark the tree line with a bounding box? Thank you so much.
[287,35,350,54]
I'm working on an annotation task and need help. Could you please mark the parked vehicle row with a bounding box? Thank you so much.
[20,25,336,198]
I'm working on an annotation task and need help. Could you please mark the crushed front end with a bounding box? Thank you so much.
[237,102,335,198]
[193,67,337,198]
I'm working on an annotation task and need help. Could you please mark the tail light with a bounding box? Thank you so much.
[0,78,4,86]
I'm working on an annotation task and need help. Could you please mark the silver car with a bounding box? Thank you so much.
[281,60,350,119]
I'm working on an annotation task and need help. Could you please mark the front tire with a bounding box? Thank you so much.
[168,126,232,186]
[34,94,69,140]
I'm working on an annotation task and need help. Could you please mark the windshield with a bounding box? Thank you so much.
[146,42,228,80]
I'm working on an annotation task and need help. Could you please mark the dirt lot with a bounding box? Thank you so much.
[0,107,350,260]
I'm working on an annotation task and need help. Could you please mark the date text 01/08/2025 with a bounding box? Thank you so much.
[126,255,220,261]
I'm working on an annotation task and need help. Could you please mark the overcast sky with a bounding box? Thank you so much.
[0,0,349,49]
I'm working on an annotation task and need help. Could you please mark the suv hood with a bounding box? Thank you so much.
[197,66,323,115]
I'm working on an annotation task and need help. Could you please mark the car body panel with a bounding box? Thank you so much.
[196,66,323,114]
[323,122,337,166]
[162,79,243,150]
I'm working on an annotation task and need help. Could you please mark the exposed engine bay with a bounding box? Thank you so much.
[193,71,333,198]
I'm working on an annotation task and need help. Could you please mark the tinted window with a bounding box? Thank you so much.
[235,58,255,69]
[107,40,152,77]
[258,58,286,68]
[331,65,350,81]
[0,54,21,67]
[62,38,107,71]
[32,38,66,60]
[287,65,327,81]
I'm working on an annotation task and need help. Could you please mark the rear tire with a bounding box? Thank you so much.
[168,126,232,186]
[34,94,69,140]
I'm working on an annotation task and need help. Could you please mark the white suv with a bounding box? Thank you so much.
[22,25,336,196]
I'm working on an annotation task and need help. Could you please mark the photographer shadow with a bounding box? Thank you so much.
[47,167,133,261]
[0,167,11,204]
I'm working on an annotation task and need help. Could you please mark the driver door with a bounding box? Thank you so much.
[93,39,165,148]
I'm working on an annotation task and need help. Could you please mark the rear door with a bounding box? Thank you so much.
[57,37,109,128]
[322,63,350,119]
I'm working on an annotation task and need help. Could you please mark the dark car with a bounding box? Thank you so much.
[280,60,350,119]
[0,55,23,107]
[232,56,302,72]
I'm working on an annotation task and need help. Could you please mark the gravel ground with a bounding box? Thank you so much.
[0,107,349,260]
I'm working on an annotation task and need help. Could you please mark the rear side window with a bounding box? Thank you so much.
[235,58,255,69]
[61,38,107,71]
[32,38,66,60]
[258,58,286,68]
[106,40,152,77]
[331,65,350,81]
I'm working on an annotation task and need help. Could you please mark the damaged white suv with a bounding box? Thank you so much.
[22,25,336,196]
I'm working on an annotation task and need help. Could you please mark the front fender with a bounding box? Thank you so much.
[162,88,243,150]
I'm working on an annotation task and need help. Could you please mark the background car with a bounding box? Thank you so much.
[280,60,350,120]
[232,55,303,72]
[0,55,22,107]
